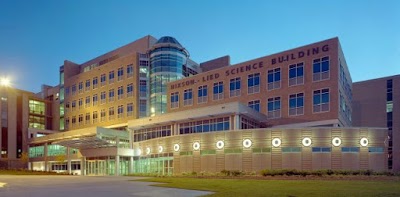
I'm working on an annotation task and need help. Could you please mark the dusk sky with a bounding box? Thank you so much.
[0,0,399,92]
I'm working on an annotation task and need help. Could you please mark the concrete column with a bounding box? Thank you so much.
[28,162,32,170]
[129,156,134,174]
[44,143,49,171]
[81,156,86,176]
[66,147,71,174]
[174,123,179,136]
[115,155,120,176]
[233,114,240,130]
[128,129,133,149]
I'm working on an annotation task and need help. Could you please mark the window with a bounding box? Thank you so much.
[117,86,124,100]
[139,100,147,117]
[313,56,329,81]
[282,147,302,153]
[213,82,224,100]
[198,85,208,104]
[117,105,123,118]
[127,64,133,78]
[179,117,230,134]
[85,113,90,125]
[289,63,304,86]
[229,77,241,97]
[78,114,83,126]
[248,73,260,94]
[100,109,106,122]
[92,94,98,106]
[248,100,260,112]
[85,96,90,108]
[127,103,133,117]
[267,97,281,119]
[71,84,76,95]
[139,80,147,97]
[139,66,148,78]
[170,92,179,109]
[78,98,83,109]
[267,68,281,90]
[127,83,133,97]
[100,74,106,86]
[289,93,304,116]
[117,67,123,81]
[92,77,98,89]
[109,71,115,84]
[313,88,329,113]
[312,147,331,152]
[85,79,90,91]
[100,91,106,104]
[109,107,115,120]
[341,147,360,153]
[72,116,76,127]
[109,89,115,102]
[71,100,76,111]
[65,87,70,97]
[78,82,83,93]
[368,147,384,153]
[92,111,98,123]
[184,89,193,106]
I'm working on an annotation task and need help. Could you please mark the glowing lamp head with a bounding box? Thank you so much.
[0,78,11,87]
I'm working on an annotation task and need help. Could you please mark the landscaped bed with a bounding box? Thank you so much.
[0,169,70,175]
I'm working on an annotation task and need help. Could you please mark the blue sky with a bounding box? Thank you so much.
[0,0,399,92]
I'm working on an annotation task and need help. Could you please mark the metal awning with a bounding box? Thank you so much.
[53,136,116,149]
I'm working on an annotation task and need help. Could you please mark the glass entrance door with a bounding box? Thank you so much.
[86,160,106,176]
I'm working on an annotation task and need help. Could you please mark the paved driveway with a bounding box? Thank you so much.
[0,175,213,197]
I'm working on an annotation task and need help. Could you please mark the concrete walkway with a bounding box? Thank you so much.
[0,175,213,197]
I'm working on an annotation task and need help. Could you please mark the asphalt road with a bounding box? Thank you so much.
[0,175,213,197]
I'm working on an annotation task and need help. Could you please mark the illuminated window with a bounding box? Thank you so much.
[248,73,260,94]
[341,147,359,153]
[127,103,133,117]
[313,56,329,81]
[78,82,83,93]
[117,105,124,119]
[29,100,45,115]
[92,94,98,106]
[85,96,90,108]
[267,68,281,90]
[100,74,106,86]
[108,107,115,120]
[85,79,90,91]
[109,89,114,102]
[92,77,98,89]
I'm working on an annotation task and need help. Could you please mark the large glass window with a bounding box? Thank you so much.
[134,125,172,142]
[267,97,281,119]
[71,84,76,95]
[289,63,304,86]
[139,100,147,117]
[139,80,147,98]
[179,117,230,134]
[29,100,45,115]
[248,73,260,94]
[198,85,208,104]
[313,56,330,81]
[29,115,45,129]
[267,68,281,90]
[248,100,260,112]
[213,81,223,100]
[93,111,98,123]
[289,93,304,116]
[229,77,241,97]
[183,89,193,106]
[170,92,179,109]
[313,88,330,113]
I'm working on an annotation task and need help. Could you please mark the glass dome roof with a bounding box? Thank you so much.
[155,36,182,47]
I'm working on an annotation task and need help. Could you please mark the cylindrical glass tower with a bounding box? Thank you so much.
[149,36,189,116]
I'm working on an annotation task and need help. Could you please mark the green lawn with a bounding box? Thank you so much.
[138,177,400,197]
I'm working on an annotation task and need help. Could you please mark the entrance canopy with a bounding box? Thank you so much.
[29,127,129,150]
